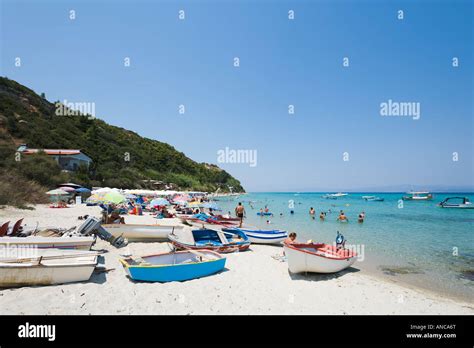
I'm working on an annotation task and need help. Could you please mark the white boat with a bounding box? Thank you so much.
[322,193,348,199]
[284,242,357,274]
[0,236,95,250]
[438,197,474,209]
[402,191,433,201]
[102,224,185,242]
[223,228,287,244]
[0,249,98,287]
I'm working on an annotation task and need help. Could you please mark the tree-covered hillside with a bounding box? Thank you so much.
[0,77,244,202]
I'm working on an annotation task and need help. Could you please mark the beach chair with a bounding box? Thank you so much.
[0,221,10,237]
[8,218,24,236]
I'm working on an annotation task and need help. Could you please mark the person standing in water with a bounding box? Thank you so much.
[309,207,315,219]
[358,211,365,223]
[235,202,246,227]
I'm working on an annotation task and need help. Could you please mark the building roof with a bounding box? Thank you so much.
[22,149,82,155]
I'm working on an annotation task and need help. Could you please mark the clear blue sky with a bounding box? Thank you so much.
[1,0,472,191]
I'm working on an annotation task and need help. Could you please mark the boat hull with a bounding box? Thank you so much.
[120,251,226,282]
[170,239,249,253]
[0,236,94,250]
[284,243,356,274]
[102,224,182,242]
[224,228,287,245]
[0,250,98,287]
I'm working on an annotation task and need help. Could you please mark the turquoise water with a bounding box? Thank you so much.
[215,193,474,301]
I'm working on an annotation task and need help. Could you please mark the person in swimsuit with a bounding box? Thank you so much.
[235,202,246,227]
[320,211,326,220]
[284,232,297,245]
[337,211,348,222]
[309,207,315,219]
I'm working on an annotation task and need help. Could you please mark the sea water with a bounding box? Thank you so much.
[215,192,474,302]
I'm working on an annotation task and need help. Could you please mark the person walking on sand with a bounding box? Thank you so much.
[235,202,246,227]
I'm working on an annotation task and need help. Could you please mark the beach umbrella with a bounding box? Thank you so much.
[59,183,81,188]
[126,194,137,199]
[150,198,169,206]
[46,188,69,195]
[75,187,91,193]
[103,191,126,204]
[58,186,76,192]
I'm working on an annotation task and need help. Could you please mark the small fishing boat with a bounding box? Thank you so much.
[0,236,95,250]
[169,227,250,253]
[362,196,384,202]
[223,228,287,244]
[284,242,357,274]
[119,250,226,282]
[322,193,348,199]
[0,249,99,287]
[402,191,433,201]
[102,223,184,242]
[438,197,474,209]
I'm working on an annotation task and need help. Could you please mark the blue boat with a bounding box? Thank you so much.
[257,212,273,216]
[119,250,226,282]
[223,228,287,244]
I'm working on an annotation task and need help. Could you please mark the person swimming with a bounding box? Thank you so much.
[320,211,326,220]
[309,207,315,219]
[337,211,348,222]
[358,211,365,223]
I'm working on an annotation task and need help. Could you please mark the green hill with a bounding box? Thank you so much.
[0,77,244,205]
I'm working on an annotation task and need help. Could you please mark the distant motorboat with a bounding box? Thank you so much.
[0,249,99,287]
[284,242,357,274]
[322,193,348,199]
[402,191,433,201]
[223,228,287,245]
[169,227,250,253]
[438,197,474,209]
[120,249,226,282]
[362,196,384,202]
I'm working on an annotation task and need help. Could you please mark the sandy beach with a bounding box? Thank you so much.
[0,204,472,315]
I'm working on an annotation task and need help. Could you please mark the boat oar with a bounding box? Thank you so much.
[0,251,104,264]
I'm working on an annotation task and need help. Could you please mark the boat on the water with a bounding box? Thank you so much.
[283,242,357,274]
[256,212,273,216]
[0,236,95,250]
[119,249,226,282]
[102,223,184,242]
[402,191,433,201]
[438,197,474,209]
[224,228,287,244]
[322,193,348,199]
[0,249,99,287]
[362,196,384,202]
[169,227,250,253]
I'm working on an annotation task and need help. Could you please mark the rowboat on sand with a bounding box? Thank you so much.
[223,228,287,245]
[120,249,226,282]
[284,242,357,274]
[0,236,95,250]
[0,249,99,287]
[101,224,184,242]
[169,227,250,253]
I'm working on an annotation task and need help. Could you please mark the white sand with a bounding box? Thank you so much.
[0,204,472,315]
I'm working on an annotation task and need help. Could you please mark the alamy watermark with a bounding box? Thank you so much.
[55,99,96,118]
[217,147,257,167]
[380,99,420,120]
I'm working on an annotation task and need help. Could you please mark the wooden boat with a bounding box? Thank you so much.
[180,216,237,227]
[284,242,357,274]
[119,249,226,282]
[438,197,474,209]
[402,191,433,201]
[102,224,184,242]
[223,228,287,244]
[169,227,250,253]
[0,249,98,287]
[0,236,94,250]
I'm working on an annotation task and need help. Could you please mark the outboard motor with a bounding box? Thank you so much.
[66,217,128,248]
